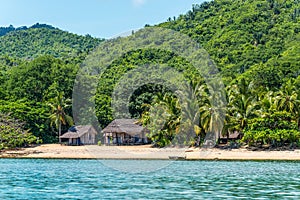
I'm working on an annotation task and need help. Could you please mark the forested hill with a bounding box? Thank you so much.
[160,0,300,86]
[0,23,57,37]
[0,23,103,60]
[0,0,299,148]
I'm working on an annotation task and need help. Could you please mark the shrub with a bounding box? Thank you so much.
[242,112,300,148]
[0,113,41,150]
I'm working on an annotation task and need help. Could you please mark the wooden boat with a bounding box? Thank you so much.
[168,156,186,160]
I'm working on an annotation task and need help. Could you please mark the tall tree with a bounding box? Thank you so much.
[48,92,73,143]
[198,82,227,144]
[274,80,300,130]
[227,79,258,133]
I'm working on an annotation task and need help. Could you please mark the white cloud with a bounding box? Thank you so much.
[132,0,146,7]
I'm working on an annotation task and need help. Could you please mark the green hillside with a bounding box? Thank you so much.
[93,0,300,147]
[0,1,299,148]
[0,23,104,144]
[0,25,25,37]
[160,0,300,86]
[0,23,103,60]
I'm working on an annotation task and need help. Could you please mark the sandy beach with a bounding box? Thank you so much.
[1,144,300,161]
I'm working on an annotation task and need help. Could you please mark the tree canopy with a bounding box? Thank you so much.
[0,23,103,60]
[0,1,299,148]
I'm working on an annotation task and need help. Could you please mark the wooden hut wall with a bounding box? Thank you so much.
[80,131,96,144]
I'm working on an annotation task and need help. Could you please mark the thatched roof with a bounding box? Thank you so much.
[102,119,147,136]
[60,125,96,139]
[220,131,241,139]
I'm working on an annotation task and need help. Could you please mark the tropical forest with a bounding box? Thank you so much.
[0,0,300,150]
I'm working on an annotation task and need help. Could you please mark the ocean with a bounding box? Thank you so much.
[0,159,299,199]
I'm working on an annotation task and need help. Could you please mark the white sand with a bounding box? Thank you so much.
[1,144,300,160]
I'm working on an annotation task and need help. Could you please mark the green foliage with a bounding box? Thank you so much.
[0,25,17,37]
[0,24,103,60]
[141,93,181,147]
[0,23,51,37]
[0,24,101,144]
[0,100,54,143]
[241,38,300,90]
[0,54,80,143]
[0,0,300,148]
[92,0,300,147]
[0,113,41,150]
[243,112,300,147]
[160,0,300,86]
[95,49,199,127]
[48,91,74,142]
[6,55,79,102]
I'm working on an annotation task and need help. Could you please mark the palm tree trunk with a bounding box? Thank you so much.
[59,120,62,143]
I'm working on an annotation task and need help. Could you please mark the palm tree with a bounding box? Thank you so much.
[176,84,202,146]
[227,79,258,133]
[140,92,181,147]
[274,80,300,129]
[48,91,74,143]
[153,93,181,145]
[258,91,277,116]
[228,93,258,131]
[198,82,227,145]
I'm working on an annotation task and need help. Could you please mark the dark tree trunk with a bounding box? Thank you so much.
[59,121,62,143]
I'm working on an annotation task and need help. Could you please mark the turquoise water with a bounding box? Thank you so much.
[0,159,299,199]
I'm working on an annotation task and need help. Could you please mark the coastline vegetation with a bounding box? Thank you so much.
[0,0,299,149]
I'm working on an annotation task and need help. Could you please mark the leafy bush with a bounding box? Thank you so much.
[0,113,41,150]
[242,112,300,147]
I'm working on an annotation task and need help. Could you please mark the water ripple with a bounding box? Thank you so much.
[0,159,299,199]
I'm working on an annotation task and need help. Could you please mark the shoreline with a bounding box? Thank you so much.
[1,144,300,161]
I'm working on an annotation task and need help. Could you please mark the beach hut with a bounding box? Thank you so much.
[102,119,149,145]
[60,125,97,145]
[219,131,242,144]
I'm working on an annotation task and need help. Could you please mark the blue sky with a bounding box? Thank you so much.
[0,0,204,38]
